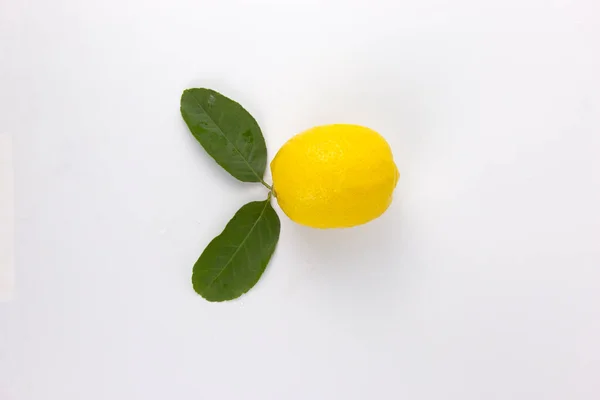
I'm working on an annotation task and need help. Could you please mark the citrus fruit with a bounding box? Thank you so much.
[270,124,399,228]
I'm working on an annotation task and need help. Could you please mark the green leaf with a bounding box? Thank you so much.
[192,199,281,302]
[180,88,267,183]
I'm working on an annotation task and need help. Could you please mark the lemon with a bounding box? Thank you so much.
[270,124,399,228]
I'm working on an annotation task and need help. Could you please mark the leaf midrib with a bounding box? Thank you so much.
[190,92,262,182]
[205,201,270,290]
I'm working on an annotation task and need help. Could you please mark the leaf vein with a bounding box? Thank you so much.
[205,201,271,290]
[190,92,262,182]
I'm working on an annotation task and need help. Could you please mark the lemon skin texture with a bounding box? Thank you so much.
[270,124,399,229]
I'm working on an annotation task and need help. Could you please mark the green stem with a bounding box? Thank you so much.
[260,179,273,191]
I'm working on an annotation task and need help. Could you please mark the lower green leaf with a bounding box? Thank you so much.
[192,199,281,302]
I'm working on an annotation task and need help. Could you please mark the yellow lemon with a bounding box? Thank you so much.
[270,124,399,228]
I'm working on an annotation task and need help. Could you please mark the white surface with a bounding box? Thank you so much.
[0,135,15,301]
[1,0,600,399]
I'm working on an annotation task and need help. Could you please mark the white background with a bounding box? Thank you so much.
[1,0,599,399]
[0,135,14,301]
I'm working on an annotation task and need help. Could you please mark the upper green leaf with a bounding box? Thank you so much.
[180,88,267,182]
[192,199,281,302]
